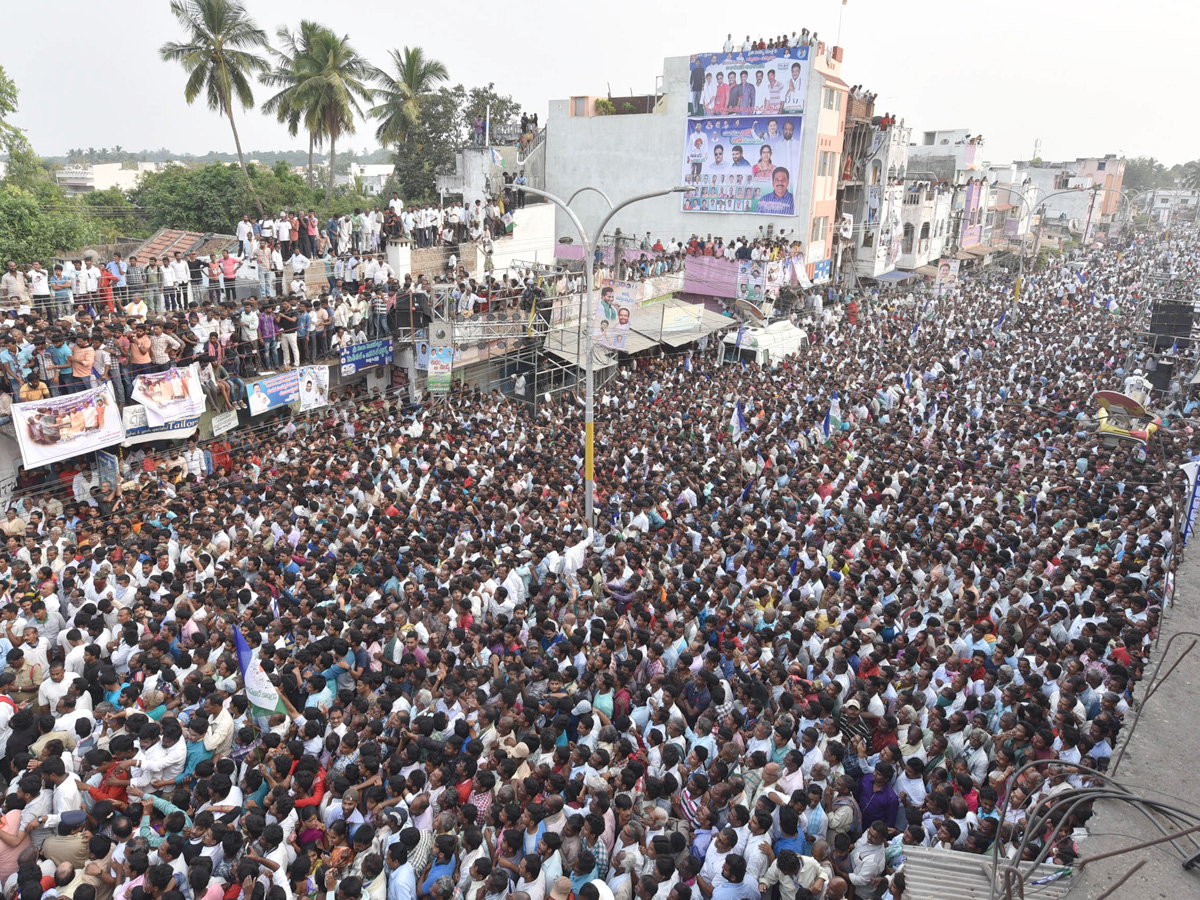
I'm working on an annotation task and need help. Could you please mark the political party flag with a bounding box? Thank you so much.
[1171,338,1180,356]
[490,147,506,169]
[731,400,748,439]
[735,326,747,350]
[234,627,285,715]
[684,352,693,373]
[739,480,753,503]
[927,400,938,423]
[789,557,799,577]
[904,369,912,390]
[993,310,1007,334]
[822,408,832,441]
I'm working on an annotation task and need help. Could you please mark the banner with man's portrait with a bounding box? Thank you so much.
[594,279,636,351]
[13,384,124,468]
[687,46,810,117]
[681,115,803,215]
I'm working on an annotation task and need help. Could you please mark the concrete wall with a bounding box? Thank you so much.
[545,53,827,254]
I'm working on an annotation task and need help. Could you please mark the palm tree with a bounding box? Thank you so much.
[270,27,374,202]
[369,46,449,151]
[261,21,325,190]
[1182,160,1200,191]
[160,0,269,210]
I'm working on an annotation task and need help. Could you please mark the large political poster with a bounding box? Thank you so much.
[681,116,803,215]
[297,366,329,411]
[736,261,766,303]
[131,364,206,426]
[12,384,124,468]
[427,347,453,393]
[594,279,636,350]
[688,46,810,117]
[248,371,301,416]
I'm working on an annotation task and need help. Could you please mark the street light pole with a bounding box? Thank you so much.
[516,183,687,526]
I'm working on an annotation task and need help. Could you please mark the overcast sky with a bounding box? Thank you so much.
[4,0,1190,165]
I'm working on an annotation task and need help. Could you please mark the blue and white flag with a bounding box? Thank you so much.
[735,326,747,350]
[490,147,506,169]
[909,322,920,345]
[822,408,832,440]
[684,352,693,372]
[731,400,748,439]
[926,400,938,423]
[904,369,912,390]
[993,310,1007,334]
[234,627,285,714]
[1171,339,1180,356]
[1075,270,1086,284]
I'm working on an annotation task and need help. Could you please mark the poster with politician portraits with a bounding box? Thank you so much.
[688,46,810,117]
[681,115,803,215]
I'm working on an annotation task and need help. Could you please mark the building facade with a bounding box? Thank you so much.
[544,40,848,283]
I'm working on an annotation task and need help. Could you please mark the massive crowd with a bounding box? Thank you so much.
[0,228,1194,900]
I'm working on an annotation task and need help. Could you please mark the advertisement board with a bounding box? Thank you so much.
[121,404,199,445]
[211,410,239,437]
[427,347,453,393]
[681,116,803,215]
[340,338,393,377]
[13,384,124,468]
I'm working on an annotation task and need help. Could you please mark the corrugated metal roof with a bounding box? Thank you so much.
[901,846,1074,900]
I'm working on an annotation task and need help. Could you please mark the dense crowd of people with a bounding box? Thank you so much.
[0,228,1192,900]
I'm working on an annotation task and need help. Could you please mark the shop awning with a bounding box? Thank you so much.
[618,330,659,354]
[542,331,617,370]
[914,264,940,276]
[870,270,919,282]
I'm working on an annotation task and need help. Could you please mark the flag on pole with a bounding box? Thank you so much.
[234,627,285,715]
[731,400,748,439]
[490,147,506,169]
[822,407,832,441]
[735,326,747,350]
[904,368,912,390]
[684,351,693,373]
[1171,338,1180,356]
[739,480,753,503]
[993,310,1007,334]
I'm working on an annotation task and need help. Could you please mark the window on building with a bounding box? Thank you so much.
[902,223,915,254]
[811,217,828,243]
[823,88,835,110]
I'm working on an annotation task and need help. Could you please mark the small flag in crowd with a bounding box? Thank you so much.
[684,351,693,372]
[235,627,285,715]
[904,369,912,390]
[1171,338,1180,356]
[927,400,938,423]
[731,400,748,439]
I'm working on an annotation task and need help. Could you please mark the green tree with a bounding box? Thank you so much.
[261,21,326,190]
[370,46,449,156]
[1182,160,1200,190]
[0,64,26,158]
[132,161,309,233]
[390,84,465,204]
[463,84,521,143]
[0,189,102,263]
[159,0,270,211]
[1122,156,1170,192]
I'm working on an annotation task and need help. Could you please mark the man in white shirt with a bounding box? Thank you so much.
[236,215,253,257]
